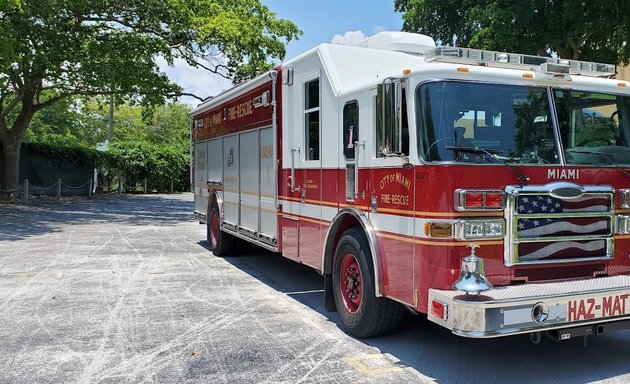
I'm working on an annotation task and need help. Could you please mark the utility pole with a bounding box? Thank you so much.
[107,94,114,142]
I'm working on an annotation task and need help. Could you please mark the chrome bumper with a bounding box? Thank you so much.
[428,275,630,338]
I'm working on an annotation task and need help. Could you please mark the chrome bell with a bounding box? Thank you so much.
[453,244,493,294]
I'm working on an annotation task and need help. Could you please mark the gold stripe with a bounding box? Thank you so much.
[339,202,370,210]
[376,207,414,215]
[280,196,503,217]
[222,189,275,199]
[378,231,503,246]
[300,216,328,226]
[278,212,330,225]
[414,210,503,218]
[279,196,302,203]
[240,190,275,199]
[615,235,630,240]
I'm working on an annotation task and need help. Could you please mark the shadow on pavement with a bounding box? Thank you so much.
[216,245,630,384]
[0,194,194,241]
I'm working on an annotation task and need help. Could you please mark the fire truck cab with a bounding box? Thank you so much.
[192,31,630,340]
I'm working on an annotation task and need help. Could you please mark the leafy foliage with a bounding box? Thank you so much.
[394,0,630,63]
[22,98,193,193]
[0,0,301,191]
[22,140,105,168]
[107,140,190,192]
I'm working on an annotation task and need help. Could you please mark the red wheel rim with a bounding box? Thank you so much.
[210,211,220,248]
[339,253,362,314]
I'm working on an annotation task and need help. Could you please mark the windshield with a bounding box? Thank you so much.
[416,81,630,165]
[556,90,630,165]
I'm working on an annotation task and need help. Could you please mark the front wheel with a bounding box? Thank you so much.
[332,228,406,337]
[207,205,236,256]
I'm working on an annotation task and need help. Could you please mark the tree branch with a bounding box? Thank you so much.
[0,91,22,120]
[34,91,82,111]
[192,61,231,79]
[174,92,205,102]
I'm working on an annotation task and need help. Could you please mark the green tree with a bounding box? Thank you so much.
[26,98,192,147]
[0,0,300,194]
[26,96,86,146]
[395,0,630,62]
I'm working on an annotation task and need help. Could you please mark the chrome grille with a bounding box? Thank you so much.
[505,183,614,266]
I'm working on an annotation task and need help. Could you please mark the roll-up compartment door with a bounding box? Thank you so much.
[239,130,259,232]
[259,127,277,239]
[222,135,239,226]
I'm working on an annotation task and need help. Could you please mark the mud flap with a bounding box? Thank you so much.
[324,274,337,312]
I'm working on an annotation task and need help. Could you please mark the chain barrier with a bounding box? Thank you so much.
[60,180,91,190]
[28,181,60,193]
[4,176,185,204]
[117,178,190,194]
[11,178,94,204]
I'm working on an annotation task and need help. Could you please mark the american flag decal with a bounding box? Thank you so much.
[517,195,610,214]
[519,240,607,261]
[513,192,613,263]
[518,217,611,239]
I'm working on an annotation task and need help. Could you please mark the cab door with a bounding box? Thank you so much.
[282,71,323,267]
[370,79,415,306]
[297,75,323,268]
[343,101,360,203]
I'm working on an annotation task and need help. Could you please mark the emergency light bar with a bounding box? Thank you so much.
[424,46,616,77]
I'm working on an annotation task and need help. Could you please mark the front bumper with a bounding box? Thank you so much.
[428,275,630,338]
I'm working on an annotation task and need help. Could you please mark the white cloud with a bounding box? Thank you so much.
[331,30,367,46]
[157,57,233,108]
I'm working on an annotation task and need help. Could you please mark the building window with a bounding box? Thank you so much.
[305,79,320,160]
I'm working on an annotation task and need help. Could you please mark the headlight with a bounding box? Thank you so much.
[617,215,630,234]
[456,219,505,240]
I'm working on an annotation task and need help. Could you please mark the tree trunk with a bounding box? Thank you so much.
[0,87,36,199]
[0,140,22,197]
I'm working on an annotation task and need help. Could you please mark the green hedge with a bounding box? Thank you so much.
[107,141,190,192]
[24,140,190,193]
[23,141,105,167]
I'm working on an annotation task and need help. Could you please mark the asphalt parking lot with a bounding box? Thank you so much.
[2,194,630,384]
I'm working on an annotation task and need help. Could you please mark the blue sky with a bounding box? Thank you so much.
[261,1,403,60]
[168,1,403,105]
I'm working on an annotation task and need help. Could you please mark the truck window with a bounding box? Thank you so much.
[376,79,409,157]
[343,101,359,159]
[305,78,320,161]
[416,81,557,164]
[556,90,630,165]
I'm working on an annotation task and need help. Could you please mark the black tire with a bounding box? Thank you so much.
[207,205,236,256]
[332,228,406,338]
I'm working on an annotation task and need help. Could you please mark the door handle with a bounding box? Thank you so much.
[290,147,300,192]
[354,140,365,199]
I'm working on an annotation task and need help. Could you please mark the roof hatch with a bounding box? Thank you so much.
[360,31,436,55]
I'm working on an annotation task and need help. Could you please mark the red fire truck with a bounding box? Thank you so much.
[191,31,630,341]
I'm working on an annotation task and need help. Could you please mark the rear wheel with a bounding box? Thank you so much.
[332,228,406,337]
[207,205,236,256]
